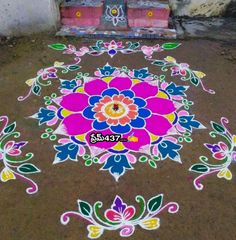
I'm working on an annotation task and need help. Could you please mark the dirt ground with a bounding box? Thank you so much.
[0,35,236,240]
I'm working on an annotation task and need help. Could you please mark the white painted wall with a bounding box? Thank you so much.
[169,0,233,17]
[0,0,60,36]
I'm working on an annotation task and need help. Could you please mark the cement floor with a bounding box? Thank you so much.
[0,35,236,240]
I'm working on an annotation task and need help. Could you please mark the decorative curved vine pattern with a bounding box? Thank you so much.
[60,194,179,239]
[190,117,236,190]
[18,40,214,101]
[0,116,40,194]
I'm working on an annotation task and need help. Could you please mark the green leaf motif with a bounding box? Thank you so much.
[162,43,181,50]
[190,77,199,86]
[33,85,41,95]
[149,159,157,169]
[211,122,225,133]
[147,194,163,213]
[78,200,92,217]
[139,156,148,162]
[68,65,80,71]
[152,60,165,66]
[17,163,40,174]
[48,43,67,51]
[190,164,209,173]
[4,122,16,134]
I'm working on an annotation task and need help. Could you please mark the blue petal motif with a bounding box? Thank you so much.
[120,90,134,98]
[179,115,202,132]
[54,143,79,163]
[102,88,119,97]
[130,117,145,128]
[60,79,77,90]
[101,155,133,181]
[37,108,55,125]
[111,124,131,134]
[93,120,109,130]
[99,64,116,76]
[138,108,151,118]
[83,107,95,119]
[133,68,151,79]
[165,82,188,96]
[158,140,182,162]
[133,97,147,108]
[89,96,102,105]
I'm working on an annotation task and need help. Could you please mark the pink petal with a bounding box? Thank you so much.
[123,206,135,220]
[85,129,118,149]
[213,152,225,160]
[146,97,176,115]
[109,77,132,91]
[9,149,21,156]
[126,153,137,164]
[56,114,92,136]
[57,93,88,112]
[84,79,108,95]
[5,141,14,150]
[98,153,112,164]
[105,210,122,222]
[132,82,158,99]
[123,129,150,151]
[146,115,172,136]
[219,142,228,151]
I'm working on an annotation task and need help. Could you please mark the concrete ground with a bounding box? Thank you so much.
[0,35,236,240]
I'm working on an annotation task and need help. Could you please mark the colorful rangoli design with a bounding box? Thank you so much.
[190,117,236,190]
[61,194,179,238]
[30,64,205,181]
[0,116,40,194]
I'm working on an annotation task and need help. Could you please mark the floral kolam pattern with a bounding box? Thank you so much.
[17,40,215,181]
[61,194,179,239]
[0,116,40,194]
[30,62,206,181]
[190,117,236,190]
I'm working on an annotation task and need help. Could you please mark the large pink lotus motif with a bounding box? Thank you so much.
[53,74,179,153]
[32,64,204,181]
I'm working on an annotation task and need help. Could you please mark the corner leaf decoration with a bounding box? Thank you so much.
[190,117,235,190]
[162,43,181,50]
[148,194,163,213]
[78,200,92,217]
[0,116,40,194]
[48,43,67,51]
[61,194,179,238]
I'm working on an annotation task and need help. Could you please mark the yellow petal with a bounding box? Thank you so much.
[25,78,35,86]
[193,71,206,78]
[164,56,176,63]
[217,168,232,180]
[87,225,103,239]
[1,168,16,182]
[232,135,236,146]
[140,218,160,230]
[54,61,64,67]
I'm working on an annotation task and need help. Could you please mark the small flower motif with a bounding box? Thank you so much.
[32,106,57,126]
[141,45,162,58]
[105,196,135,223]
[171,63,189,77]
[101,155,133,181]
[133,68,152,80]
[205,142,229,160]
[99,64,116,77]
[104,40,123,57]
[3,141,27,157]
[37,67,57,80]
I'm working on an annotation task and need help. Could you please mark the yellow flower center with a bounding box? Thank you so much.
[147,11,153,17]
[76,11,81,18]
[111,8,118,15]
[104,102,126,118]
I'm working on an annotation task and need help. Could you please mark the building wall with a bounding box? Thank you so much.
[169,0,235,17]
[0,0,60,36]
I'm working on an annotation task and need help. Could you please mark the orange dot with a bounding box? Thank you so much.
[76,11,81,18]
[147,11,153,17]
